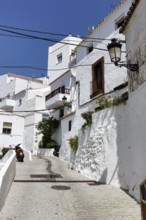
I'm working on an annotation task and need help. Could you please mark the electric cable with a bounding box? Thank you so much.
[0,27,109,52]
[0,24,113,41]
[0,62,117,73]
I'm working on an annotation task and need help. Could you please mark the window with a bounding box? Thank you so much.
[115,16,124,30]
[91,57,104,98]
[42,114,49,121]
[87,44,93,54]
[2,122,12,134]
[68,120,72,131]
[18,99,22,106]
[59,108,64,118]
[57,53,62,63]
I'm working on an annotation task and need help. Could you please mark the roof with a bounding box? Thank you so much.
[120,0,141,33]
[76,0,129,49]
[8,73,43,84]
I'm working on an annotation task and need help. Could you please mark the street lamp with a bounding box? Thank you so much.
[62,95,71,108]
[107,38,139,72]
[62,95,67,104]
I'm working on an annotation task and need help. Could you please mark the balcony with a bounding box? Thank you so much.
[45,87,70,109]
[0,96,15,111]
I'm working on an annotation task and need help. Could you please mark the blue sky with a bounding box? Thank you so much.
[0,0,121,78]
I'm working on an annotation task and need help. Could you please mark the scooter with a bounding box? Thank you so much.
[15,144,25,162]
[53,145,60,157]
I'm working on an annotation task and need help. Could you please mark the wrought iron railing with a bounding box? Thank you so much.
[45,87,70,101]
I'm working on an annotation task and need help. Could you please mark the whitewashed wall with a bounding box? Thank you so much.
[47,36,82,84]
[123,0,146,91]
[0,150,16,211]
[59,113,85,162]
[0,74,49,153]
[72,105,127,197]
[60,0,132,163]
[71,82,146,202]
[0,113,24,148]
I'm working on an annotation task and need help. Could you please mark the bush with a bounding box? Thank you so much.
[2,147,11,156]
[36,116,60,149]
[47,140,58,148]
[38,139,58,149]
[69,136,78,153]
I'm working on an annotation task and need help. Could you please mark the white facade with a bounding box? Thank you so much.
[47,35,82,83]
[0,113,24,149]
[45,0,146,202]
[0,74,50,152]
[59,0,132,160]
[46,3,131,154]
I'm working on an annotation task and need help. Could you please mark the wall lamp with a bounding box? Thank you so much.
[62,95,71,108]
[107,38,139,72]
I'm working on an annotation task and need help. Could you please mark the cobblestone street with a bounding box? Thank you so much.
[0,156,141,220]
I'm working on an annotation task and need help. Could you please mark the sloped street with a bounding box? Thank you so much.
[0,156,141,220]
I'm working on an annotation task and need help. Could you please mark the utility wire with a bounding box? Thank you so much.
[0,32,108,46]
[0,63,115,73]
[0,24,112,41]
[0,106,62,113]
[0,27,109,52]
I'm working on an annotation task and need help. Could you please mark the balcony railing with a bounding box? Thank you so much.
[45,87,70,101]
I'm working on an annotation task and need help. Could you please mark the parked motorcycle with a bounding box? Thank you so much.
[15,144,24,162]
[53,145,60,157]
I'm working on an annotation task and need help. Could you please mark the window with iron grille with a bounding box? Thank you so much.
[2,122,12,134]
[90,57,104,98]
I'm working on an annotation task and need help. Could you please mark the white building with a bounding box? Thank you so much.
[0,73,50,153]
[46,1,133,167]
[46,35,82,149]
[57,0,132,161]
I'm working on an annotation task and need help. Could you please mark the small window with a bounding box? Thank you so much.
[59,108,64,118]
[68,120,72,131]
[115,16,124,30]
[57,53,62,63]
[91,57,104,98]
[3,122,12,134]
[87,44,93,54]
[42,114,49,121]
[18,99,22,106]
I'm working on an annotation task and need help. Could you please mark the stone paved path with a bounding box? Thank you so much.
[0,156,141,220]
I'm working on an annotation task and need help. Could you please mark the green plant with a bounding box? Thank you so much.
[2,147,11,156]
[98,97,113,109]
[47,140,58,148]
[36,116,60,148]
[96,93,128,112]
[69,136,78,153]
[81,111,93,129]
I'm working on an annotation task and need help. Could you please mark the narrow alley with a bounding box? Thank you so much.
[0,156,141,220]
